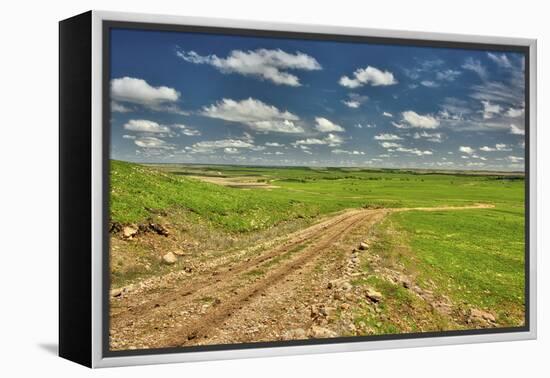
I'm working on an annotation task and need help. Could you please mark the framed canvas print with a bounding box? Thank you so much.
[59,10,537,368]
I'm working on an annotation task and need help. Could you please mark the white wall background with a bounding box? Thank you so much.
[0,0,546,376]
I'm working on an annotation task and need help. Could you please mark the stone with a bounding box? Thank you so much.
[311,304,330,318]
[470,308,496,323]
[325,306,336,317]
[173,249,186,256]
[366,288,383,302]
[327,280,340,289]
[111,288,124,297]
[399,276,412,288]
[309,326,337,339]
[122,226,138,239]
[310,305,319,318]
[359,241,370,250]
[282,328,307,340]
[109,222,123,233]
[341,282,353,291]
[162,252,178,265]
[328,279,348,289]
[318,306,328,317]
[149,223,169,236]
[344,292,356,301]
[433,301,453,315]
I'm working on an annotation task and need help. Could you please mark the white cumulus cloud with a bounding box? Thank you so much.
[506,107,524,117]
[177,48,321,86]
[332,149,365,155]
[374,133,402,141]
[293,133,344,147]
[111,77,180,106]
[134,136,174,150]
[189,137,262,154]
[293,138,327,146]
[314,117,345,133]
[396,147,433,156]
[480,146,495,152]
[510,124,525,135]
[201,97,304,133]
[342,100,360,108]
[173,124,201,136]
[111,101,131,113]
[413,131,443,143]
[124,119,171,133]
[399,111,440,129]
[325,133,344,147]
[380,142,402,149]
[459,146,475,155]
[339,66,397,88]
[507,155,524,163]
[342,93,368,108]
[481,100,502,119]
[480,143,511,152]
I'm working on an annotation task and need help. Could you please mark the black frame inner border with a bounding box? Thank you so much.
[102,19,531,358]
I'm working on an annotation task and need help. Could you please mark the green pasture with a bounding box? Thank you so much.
[110,160,524,233]
[110,160,525,325]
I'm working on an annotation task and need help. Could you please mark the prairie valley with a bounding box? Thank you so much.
[108,161,525,350]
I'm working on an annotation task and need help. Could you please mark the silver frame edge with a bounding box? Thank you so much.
[90,10,537,368]
[91,11,104,368]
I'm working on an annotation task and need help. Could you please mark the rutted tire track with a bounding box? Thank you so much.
[110,210,367,334]
[158,210,374,348]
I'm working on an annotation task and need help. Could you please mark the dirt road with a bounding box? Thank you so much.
[109,203,493,350]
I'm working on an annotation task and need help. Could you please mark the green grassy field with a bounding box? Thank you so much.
[110,160,525,327]
[394,207,524,323]
[111,160,524,232]
[353,205,525,331]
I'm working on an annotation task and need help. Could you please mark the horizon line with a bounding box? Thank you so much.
[111,159,525,175]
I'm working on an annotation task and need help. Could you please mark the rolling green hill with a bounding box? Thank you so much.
[110,160,524,233]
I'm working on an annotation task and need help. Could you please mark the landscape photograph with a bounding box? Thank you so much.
[107,28,526,351]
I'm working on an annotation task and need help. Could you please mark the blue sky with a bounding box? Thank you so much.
[110,28,526,171]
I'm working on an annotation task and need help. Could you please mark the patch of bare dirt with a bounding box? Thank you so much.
[188,175,280,189]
